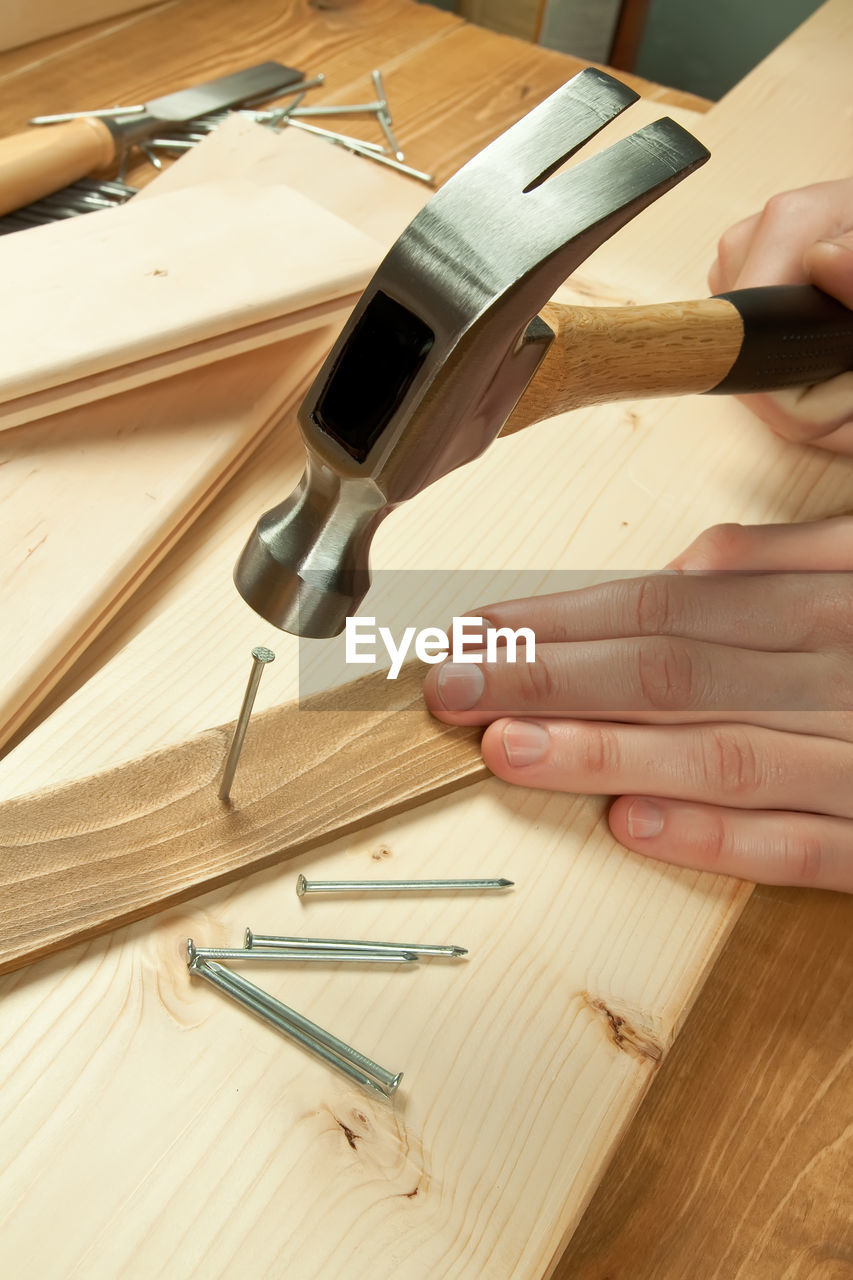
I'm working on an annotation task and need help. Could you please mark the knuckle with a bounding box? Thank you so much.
[838,709,853,740]
[518,650,559,705]
[577,724,621,777]
[692,810,729,867]
[765,414,811,443]
[807,579,853,647]
[636,637,703,710]
[761,189,806,224]
[686,523,748,570]
[699,728,764,798]
[715,225,745,278]
[633,574,677,636]
[826,659,853,713]
[716,225,738,259]
[781,833,823,885]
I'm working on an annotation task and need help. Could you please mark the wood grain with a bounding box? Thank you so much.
[0,665,485,974]
[0,0,707,196]
[0,332,332,752]
[0,3,849,1279]
[0,0,161,55]
[504,297,741,434]
[558,883,853,1280]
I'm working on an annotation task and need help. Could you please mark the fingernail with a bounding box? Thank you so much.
[626,798,664,839]
[436,662,485,711]
[503,720,549,768]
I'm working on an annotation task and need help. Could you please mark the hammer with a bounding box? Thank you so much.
[235,70,853,638]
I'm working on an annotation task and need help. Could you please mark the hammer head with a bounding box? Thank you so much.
[235,69,709,637]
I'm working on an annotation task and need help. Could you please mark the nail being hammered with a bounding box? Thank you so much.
[218,645,275,803]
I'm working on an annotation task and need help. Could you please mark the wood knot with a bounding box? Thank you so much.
[583,993,663,1062]
[336,1117,361,1150]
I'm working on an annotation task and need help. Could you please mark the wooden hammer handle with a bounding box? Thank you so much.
[0,118,117,217]
[502,285,853,436]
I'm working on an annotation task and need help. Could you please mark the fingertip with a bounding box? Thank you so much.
[482,718,551,779]
[481,718,514,777]
[607,794,632,843]
[423,661,485,722]
[665,522,749,571]
[707,259,725,295]
[608,795,665,846]
[422,664,448,718]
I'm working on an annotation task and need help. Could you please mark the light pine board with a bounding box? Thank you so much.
[0,331,332,752]
[0,665,486,973]
[130,113,432,246]
[0,165,382,428]
[0,126,406,751]
[1,3,852,1278]
[556,881,853,1278]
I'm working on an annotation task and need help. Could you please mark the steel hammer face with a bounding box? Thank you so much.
[235,68,710,637]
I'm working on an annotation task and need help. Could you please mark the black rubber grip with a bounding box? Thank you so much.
[708,284,853,394]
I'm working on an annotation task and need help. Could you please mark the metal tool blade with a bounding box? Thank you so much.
[144,61,304,124]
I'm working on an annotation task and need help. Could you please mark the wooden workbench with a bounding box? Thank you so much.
[0,3,850,1276]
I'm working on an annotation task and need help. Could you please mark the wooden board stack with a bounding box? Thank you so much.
[1,3,852,1277]
[0,119,401,752]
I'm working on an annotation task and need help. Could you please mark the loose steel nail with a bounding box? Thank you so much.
[245,927,467,958]
[327,135,433,185]
[29,105,146,124]
[288,101,384,118]
[296,874,513,896]
[192,944,418,964]
[276,116,385,152]
[187,944,402,1096]
[263,90,307,120]
[371,69,404,161]
[218,646,275,803]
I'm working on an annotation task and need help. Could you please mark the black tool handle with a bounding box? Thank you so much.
[708,284,853,393]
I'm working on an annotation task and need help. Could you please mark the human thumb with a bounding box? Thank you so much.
[738,228,853,453]
[805,230,853,307]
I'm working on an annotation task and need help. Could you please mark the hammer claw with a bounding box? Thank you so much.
[459,66,640,195]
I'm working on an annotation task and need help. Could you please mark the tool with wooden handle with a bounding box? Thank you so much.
[0,61,303,217]
[234,68,853,638]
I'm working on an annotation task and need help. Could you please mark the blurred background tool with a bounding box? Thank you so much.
[0,68,430,232]
[0,176,136,234]
[0,59,304,217]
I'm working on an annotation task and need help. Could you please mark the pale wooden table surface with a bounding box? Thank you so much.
[0,2,850,1276]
